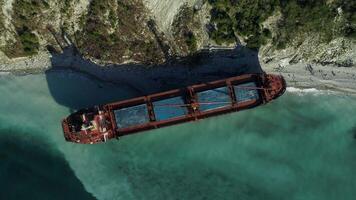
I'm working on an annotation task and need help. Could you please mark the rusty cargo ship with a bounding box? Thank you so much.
[62,73,286,144]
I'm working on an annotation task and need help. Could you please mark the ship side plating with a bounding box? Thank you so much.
[62,73,286,144]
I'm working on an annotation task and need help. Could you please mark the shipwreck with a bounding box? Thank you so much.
[62,73,286,144]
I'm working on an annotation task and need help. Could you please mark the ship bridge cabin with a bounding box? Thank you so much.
[62,107,114,143]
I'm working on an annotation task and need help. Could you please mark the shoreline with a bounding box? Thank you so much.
[262,59,356,95]
[1,46,356,95]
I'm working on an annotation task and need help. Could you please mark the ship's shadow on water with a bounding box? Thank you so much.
[0,129,96,200]
[352,126,356,140]
[45,46,263,110]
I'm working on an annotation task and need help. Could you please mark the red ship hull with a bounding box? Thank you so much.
[62,73,286,144]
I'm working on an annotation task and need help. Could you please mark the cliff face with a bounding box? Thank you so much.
[259,7,355,69]
[0,0,163,64]
[0,0,355,69]
[0,0,211,65]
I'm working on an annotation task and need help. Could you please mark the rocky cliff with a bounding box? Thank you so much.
[0,0,355,70]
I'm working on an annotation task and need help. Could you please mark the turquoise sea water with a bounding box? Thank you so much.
[1,72,356,200]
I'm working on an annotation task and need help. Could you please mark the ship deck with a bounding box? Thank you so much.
[106,74,264,137]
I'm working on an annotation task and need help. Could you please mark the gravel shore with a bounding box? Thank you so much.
[1,46,355,95]
[263,61,356,94]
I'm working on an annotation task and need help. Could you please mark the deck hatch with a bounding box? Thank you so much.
[153,96,188,121]
[234,82,259,103]
[114,104,150,129]
[197,87,231,111]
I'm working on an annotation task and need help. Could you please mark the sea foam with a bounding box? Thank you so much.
[286,87,333,96]
[287,87,320,93]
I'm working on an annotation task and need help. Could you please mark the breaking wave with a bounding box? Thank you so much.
[287,87,320,93]
[286,87,337,96]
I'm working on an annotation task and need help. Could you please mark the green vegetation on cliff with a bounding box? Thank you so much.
[3,0,49,57]
[276,0,355,49]
[0,1,4,33]
[75,0,164,64]
[208,0,277,48]
[208,0,356,49]
[172,4,198,54]
[2,0,354,63]
[332,0,356,38]
[17,27,40,55]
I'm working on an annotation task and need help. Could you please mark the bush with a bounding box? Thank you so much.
[208,0,278,48]
[209,8,235,45]
[6,0,48,57]
[171,4,199,53]
[76,0,164,63]
[18,26,39,55]
[0,1,4,32]
[208,0,355,49]
[185,31,197,52]
[277,0,337,46]
[333,0,356,39]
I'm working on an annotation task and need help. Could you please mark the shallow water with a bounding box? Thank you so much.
[1,72,356,200]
